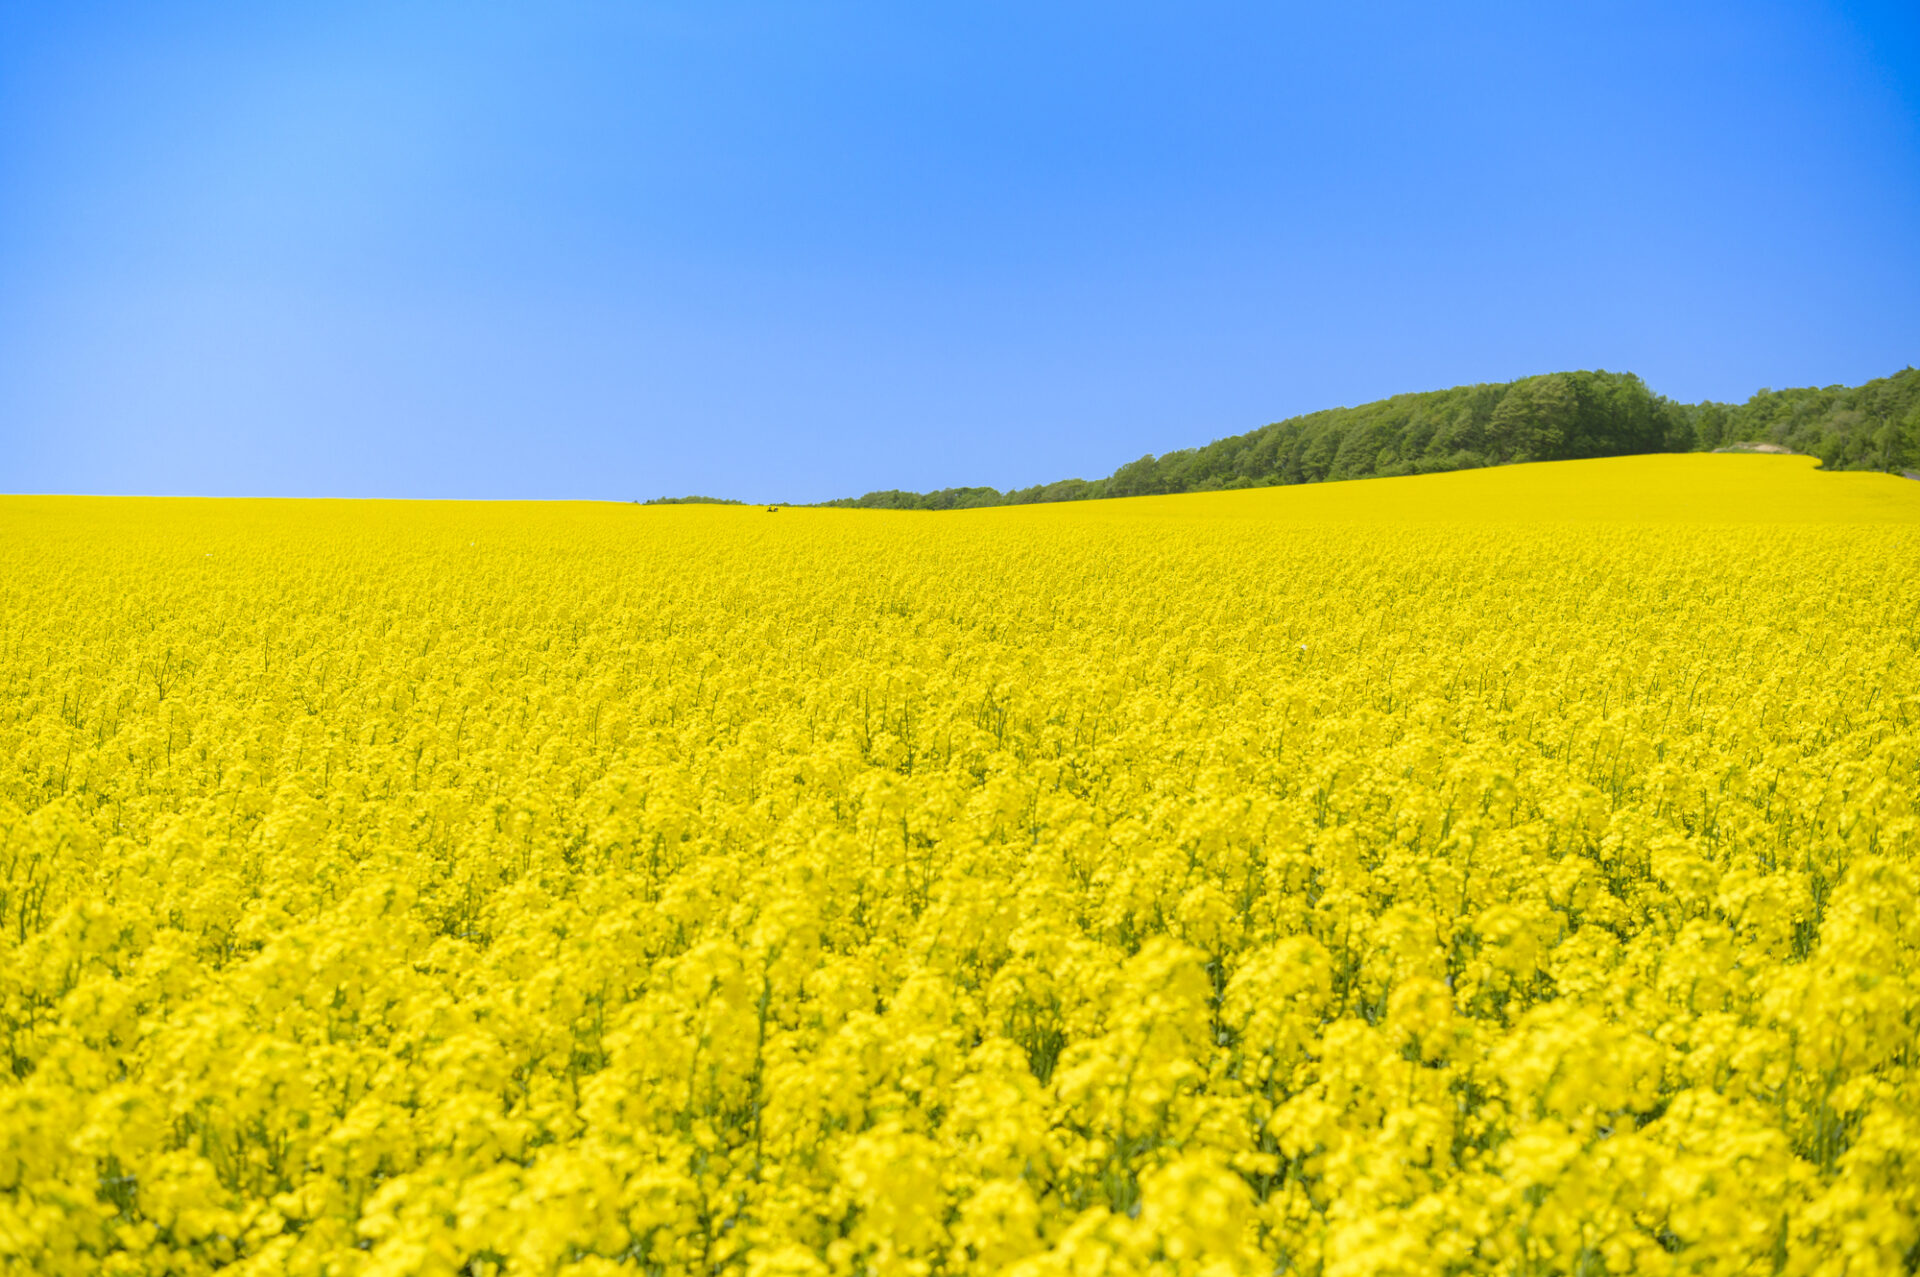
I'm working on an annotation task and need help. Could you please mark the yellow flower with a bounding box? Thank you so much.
[2,456,1916,1273]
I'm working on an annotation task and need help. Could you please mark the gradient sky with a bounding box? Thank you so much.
[3,2,1917,502]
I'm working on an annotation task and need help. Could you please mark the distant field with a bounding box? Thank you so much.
[4,455,1918,1275]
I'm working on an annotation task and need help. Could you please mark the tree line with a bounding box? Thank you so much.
[820,367,1920,510]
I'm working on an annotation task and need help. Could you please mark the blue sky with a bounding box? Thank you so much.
[2,2,1916,502]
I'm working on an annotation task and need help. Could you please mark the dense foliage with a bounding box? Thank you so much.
[4,457,1919,1275]
[1692,369,1920,472]
[824,367,1920,510]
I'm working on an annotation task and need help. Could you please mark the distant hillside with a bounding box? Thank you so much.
[823,367,1920,509]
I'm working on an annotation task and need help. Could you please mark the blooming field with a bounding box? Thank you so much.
[3,455,1919,1276]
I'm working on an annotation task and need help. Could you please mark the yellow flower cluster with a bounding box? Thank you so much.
[3,455,1917,1276]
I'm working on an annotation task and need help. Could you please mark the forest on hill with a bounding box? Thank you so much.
[823,367,1920,509]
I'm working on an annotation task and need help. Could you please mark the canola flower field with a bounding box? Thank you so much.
[3,454,1919,1277]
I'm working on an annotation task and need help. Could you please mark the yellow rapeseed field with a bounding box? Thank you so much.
[3,454,1918,1276]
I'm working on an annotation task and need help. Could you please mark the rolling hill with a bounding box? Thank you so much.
[824,366,1920,509]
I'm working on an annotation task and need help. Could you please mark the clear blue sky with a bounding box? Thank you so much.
[3,2,1917,502]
